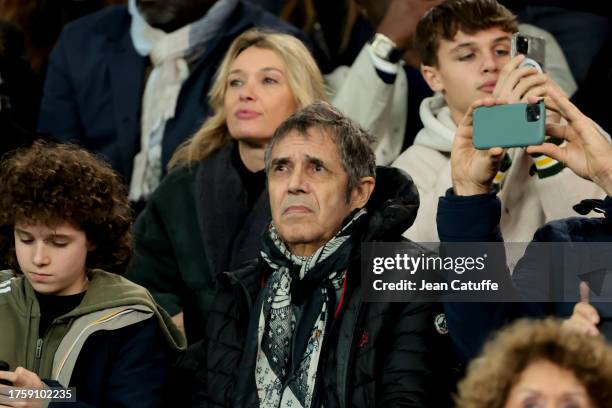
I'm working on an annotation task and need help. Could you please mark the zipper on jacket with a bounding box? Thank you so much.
[33,338,43,373]
[33,315,64,375]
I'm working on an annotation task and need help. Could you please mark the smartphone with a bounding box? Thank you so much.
[473,101,546,149]
[511,33,546,72]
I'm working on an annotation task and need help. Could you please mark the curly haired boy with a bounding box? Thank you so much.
[0,141,185,407]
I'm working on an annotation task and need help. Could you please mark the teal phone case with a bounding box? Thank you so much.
[472,101,545,149]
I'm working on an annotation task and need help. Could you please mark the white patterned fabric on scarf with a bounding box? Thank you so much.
[256,209,366,408]
[127,0,237,201]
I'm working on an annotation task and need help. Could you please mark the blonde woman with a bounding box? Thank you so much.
[126,29,326,343]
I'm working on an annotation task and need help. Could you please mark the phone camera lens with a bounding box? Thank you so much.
[518,37,529,54]
[526,104,540,122]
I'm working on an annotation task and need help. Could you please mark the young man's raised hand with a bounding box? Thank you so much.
[451,98,506,196]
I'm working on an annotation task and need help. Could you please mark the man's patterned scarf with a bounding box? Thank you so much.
[255,209,367,407]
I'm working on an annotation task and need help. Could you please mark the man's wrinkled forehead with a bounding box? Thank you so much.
[271,127,337,158]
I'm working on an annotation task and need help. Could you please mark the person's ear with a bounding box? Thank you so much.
[86,241,96,252]
[350,177,376,210]
[421,64,445,93]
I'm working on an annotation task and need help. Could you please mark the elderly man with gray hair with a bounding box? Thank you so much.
[171,101,456,407]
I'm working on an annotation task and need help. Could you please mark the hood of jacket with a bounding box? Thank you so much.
[363,166,420,241]
[413,94,457,153]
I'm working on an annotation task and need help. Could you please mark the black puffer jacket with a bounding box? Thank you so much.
[171,167,458,407]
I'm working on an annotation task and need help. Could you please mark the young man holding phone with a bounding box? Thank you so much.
[391,0,605,243]
[440,88,612,360]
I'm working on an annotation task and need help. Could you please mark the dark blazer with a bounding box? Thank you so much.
[37,1,305,183]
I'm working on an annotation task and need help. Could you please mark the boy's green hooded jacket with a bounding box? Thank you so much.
[0,268,186,385]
